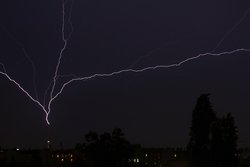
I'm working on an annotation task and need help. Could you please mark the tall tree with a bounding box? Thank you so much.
[187,94,216,167]
[211,113,239,167]
[188,94,239,167]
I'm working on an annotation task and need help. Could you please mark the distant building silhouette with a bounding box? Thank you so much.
[1,146,250,167]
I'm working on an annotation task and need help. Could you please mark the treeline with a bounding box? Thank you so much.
[73,128,135,167]
[0,94,241,167]
[74,94,240,167]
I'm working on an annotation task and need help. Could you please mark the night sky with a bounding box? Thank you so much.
[0,0,250,149]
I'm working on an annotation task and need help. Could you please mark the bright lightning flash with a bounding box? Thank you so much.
[0,1,250,125]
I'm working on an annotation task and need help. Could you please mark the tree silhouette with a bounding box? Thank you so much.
[188,94,239,167]
[187,94,216,167]
[82,128,134,167]
[211,113,239,167]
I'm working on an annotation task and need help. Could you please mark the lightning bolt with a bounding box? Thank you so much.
[0,26,39,101]
[0,0,250,125]
[43,74,78,107]
[52,48,250,101]
[213,8,250,52]
[46,0,74,123]
[0,66,48,123]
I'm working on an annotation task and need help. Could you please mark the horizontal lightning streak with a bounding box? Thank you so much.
[52,48,250,102]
